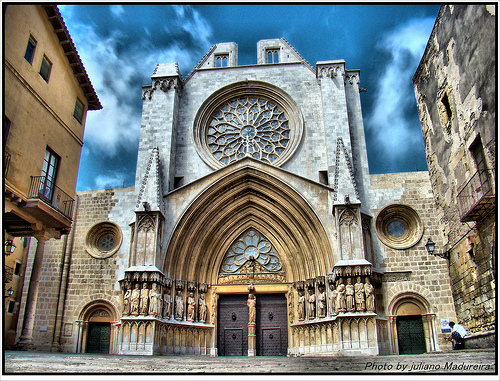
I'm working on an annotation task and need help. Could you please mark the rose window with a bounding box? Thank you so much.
[207,97,291,166]
[220,229,282,274]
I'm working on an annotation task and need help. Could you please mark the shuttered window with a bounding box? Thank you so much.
[24,35,37,64]
[39,55,52,82]
[73,98,85,124]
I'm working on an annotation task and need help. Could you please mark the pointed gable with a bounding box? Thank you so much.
[333,137,361,205]
[135,147,165,214]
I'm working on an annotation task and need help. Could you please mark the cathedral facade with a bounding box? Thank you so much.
[18,39,457,356]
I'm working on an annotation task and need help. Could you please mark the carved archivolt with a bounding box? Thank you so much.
[164,165,333,282]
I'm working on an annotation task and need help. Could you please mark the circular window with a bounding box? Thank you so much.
[375,204,423,250]
[85,221,122,259]
[194,81,303,169]
[206,97,291,165]
[387,220,406,238]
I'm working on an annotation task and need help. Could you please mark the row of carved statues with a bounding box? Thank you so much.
[297,277,375,321]
[122,283,208,323]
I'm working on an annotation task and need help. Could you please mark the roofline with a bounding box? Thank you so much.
[41,5,102,110]
[413,5,445,84]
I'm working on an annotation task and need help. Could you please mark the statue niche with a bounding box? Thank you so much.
[338,207,362,260]
[135,215,156,266]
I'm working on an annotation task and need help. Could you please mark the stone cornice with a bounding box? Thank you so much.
[316,60,346,78]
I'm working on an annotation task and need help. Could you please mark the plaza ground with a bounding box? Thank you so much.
[2,348,496,375]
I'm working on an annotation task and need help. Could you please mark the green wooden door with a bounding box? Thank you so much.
[87,322,110,354]
[396,315,426,354]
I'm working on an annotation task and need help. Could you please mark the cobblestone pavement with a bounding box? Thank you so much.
[3,348,497,376]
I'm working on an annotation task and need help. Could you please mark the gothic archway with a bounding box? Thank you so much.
[162,160,334,283]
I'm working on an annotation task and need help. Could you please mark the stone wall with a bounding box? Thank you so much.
[17,187,136,352]
[370,171,456,351]
[413,4,496,344]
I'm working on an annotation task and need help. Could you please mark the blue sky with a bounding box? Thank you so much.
[58,4,440,191]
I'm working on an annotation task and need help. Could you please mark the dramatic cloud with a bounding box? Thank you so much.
[94,172,129,190]
[365,17,436,173]
[59,5,214,190]
[58,5,440,190]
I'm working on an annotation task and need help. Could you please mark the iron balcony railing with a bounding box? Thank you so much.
[5,266,13,284]
[28,176,74,220]
[4,151,11,178]
[457,169,495,222]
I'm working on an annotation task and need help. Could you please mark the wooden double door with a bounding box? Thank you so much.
[396,315,427,354]
[218,293,287,356]
[86,322,111,354]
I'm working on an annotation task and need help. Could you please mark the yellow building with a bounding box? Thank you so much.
[4,4,101,349]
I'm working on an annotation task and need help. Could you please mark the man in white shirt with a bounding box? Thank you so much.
[447,321,467,350]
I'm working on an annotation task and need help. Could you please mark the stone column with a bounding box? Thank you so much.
[13,232,50,350]
[247,293,256,356]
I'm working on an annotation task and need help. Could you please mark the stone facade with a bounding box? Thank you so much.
[413,5,496,348]
[18,38,463,356]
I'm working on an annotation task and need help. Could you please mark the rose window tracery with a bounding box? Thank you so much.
[220,229,282,274]
[207,97,291,166]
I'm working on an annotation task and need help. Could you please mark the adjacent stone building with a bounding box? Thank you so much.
[4,4,101,350]
[18,37,459,357]
[413,4,496,348]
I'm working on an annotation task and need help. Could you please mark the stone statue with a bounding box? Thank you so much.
[329,283,338,316]
[131,283,140,315]
[355,276,366,312]
[148,283,160,317]
[336,279,346,312]
[308,288,316,319]
[346,278,355,312]
[140,282,149,315]
[187,292,196,322]
[247,294,256,324]
[364,277,375,311]
[175,290,184,321]
[123,288,131,315]
[198,293,207,323]
[318,286,326,318]
[163,289,172,319]
[297,290,306,321]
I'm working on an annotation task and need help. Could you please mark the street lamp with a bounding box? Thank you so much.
[4,240,16,255]
[424,238,450,260]
[5,287,14,298]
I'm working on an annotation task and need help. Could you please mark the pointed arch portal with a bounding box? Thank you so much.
[163,162,333,284]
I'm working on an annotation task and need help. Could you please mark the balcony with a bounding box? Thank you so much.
[5,266,13,284]
[27,176,74,221]
[457,169,495,222]
[4,151,11,178]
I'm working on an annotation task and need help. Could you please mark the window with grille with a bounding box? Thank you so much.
[24,35,37,64]
[14,262,21,276]
[7,301,15,314]
[39,55,52,82]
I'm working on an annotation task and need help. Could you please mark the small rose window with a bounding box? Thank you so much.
[85,221,122,259]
